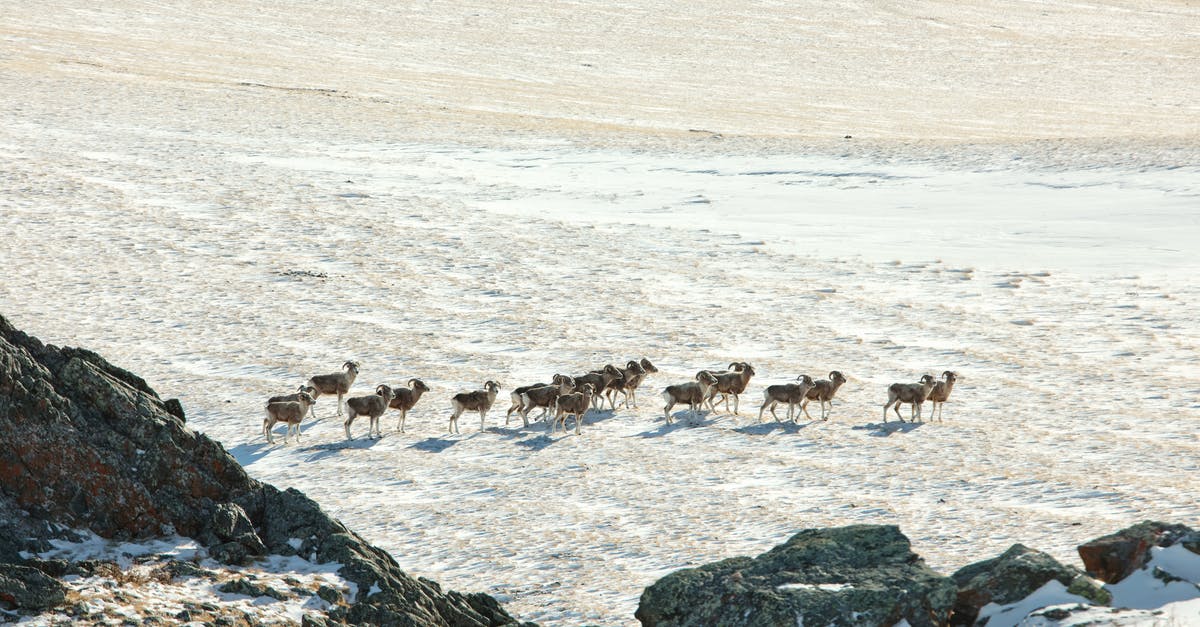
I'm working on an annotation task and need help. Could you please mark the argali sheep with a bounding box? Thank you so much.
[506,382,549,424]
[449,380,501,434]
[307,361,360,418]
[517,377,576,428]
[662,371,720,424]
[758,375,816,423]
[883,374,938,423]
[344,384,395,440]
[505,375,570,424]
[387,378,430,433]
[268,384,317,406]
[703,362,756,414]
[264,392,316,444]
[801,370,848,421]
[604,360,646,409]
[927,371,959,422]
[622,358,659,408]
[572,365,623,409]
[552,383,595,435]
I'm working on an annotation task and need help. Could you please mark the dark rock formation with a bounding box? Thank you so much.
[0,563,66,612]
[0,313,532,626]
[635,524,956,627]
[949,543,1110,626]
[1077,521,1197,584]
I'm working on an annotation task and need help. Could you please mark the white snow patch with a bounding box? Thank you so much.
[776,582,853,592]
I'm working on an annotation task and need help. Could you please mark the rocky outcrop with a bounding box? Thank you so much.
[0,314,531,626]
[635,524,957,627]
[950,543,1110,626]
[0,563,65,612]
[1076,521,1197,584]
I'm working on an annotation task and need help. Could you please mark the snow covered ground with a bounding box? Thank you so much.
[2,0,1199,624]
[14,533,353,625]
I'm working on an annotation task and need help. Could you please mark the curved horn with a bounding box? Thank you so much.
[408,378,419,388]
[942,370,954,379]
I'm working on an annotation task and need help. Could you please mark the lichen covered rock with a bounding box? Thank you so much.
[950,543,1109,626]
[636,524,956,627]
[1076,521,1196,584]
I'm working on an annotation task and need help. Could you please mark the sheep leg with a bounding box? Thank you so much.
[343,413,356,440]
[397,409,408,433]
[574,410,584,435]
[822,400,831,421]
[884,400,901,423]
[732,393,740,415]
[336,392,345,416]
[800,400,813,420]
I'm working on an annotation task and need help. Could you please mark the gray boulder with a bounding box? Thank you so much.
[636,524,956,627]
[0,563,66,611]
[0,313,533,626]
[950,543,1110,626]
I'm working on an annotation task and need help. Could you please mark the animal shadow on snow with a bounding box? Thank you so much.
[855,421,924,437]
[636,411,717,438]
[515,435,557,452]
[733,420,810,436]
[228,442,272,466]
[408,437,459,453]
[582,408,616,425]
[298,437,381,462]
[487,425,529,439]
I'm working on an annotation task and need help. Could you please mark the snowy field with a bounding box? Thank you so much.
[3,1,1200,625]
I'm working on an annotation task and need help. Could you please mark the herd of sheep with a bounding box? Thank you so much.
[258,357,960,442]
[262,360,960,444]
